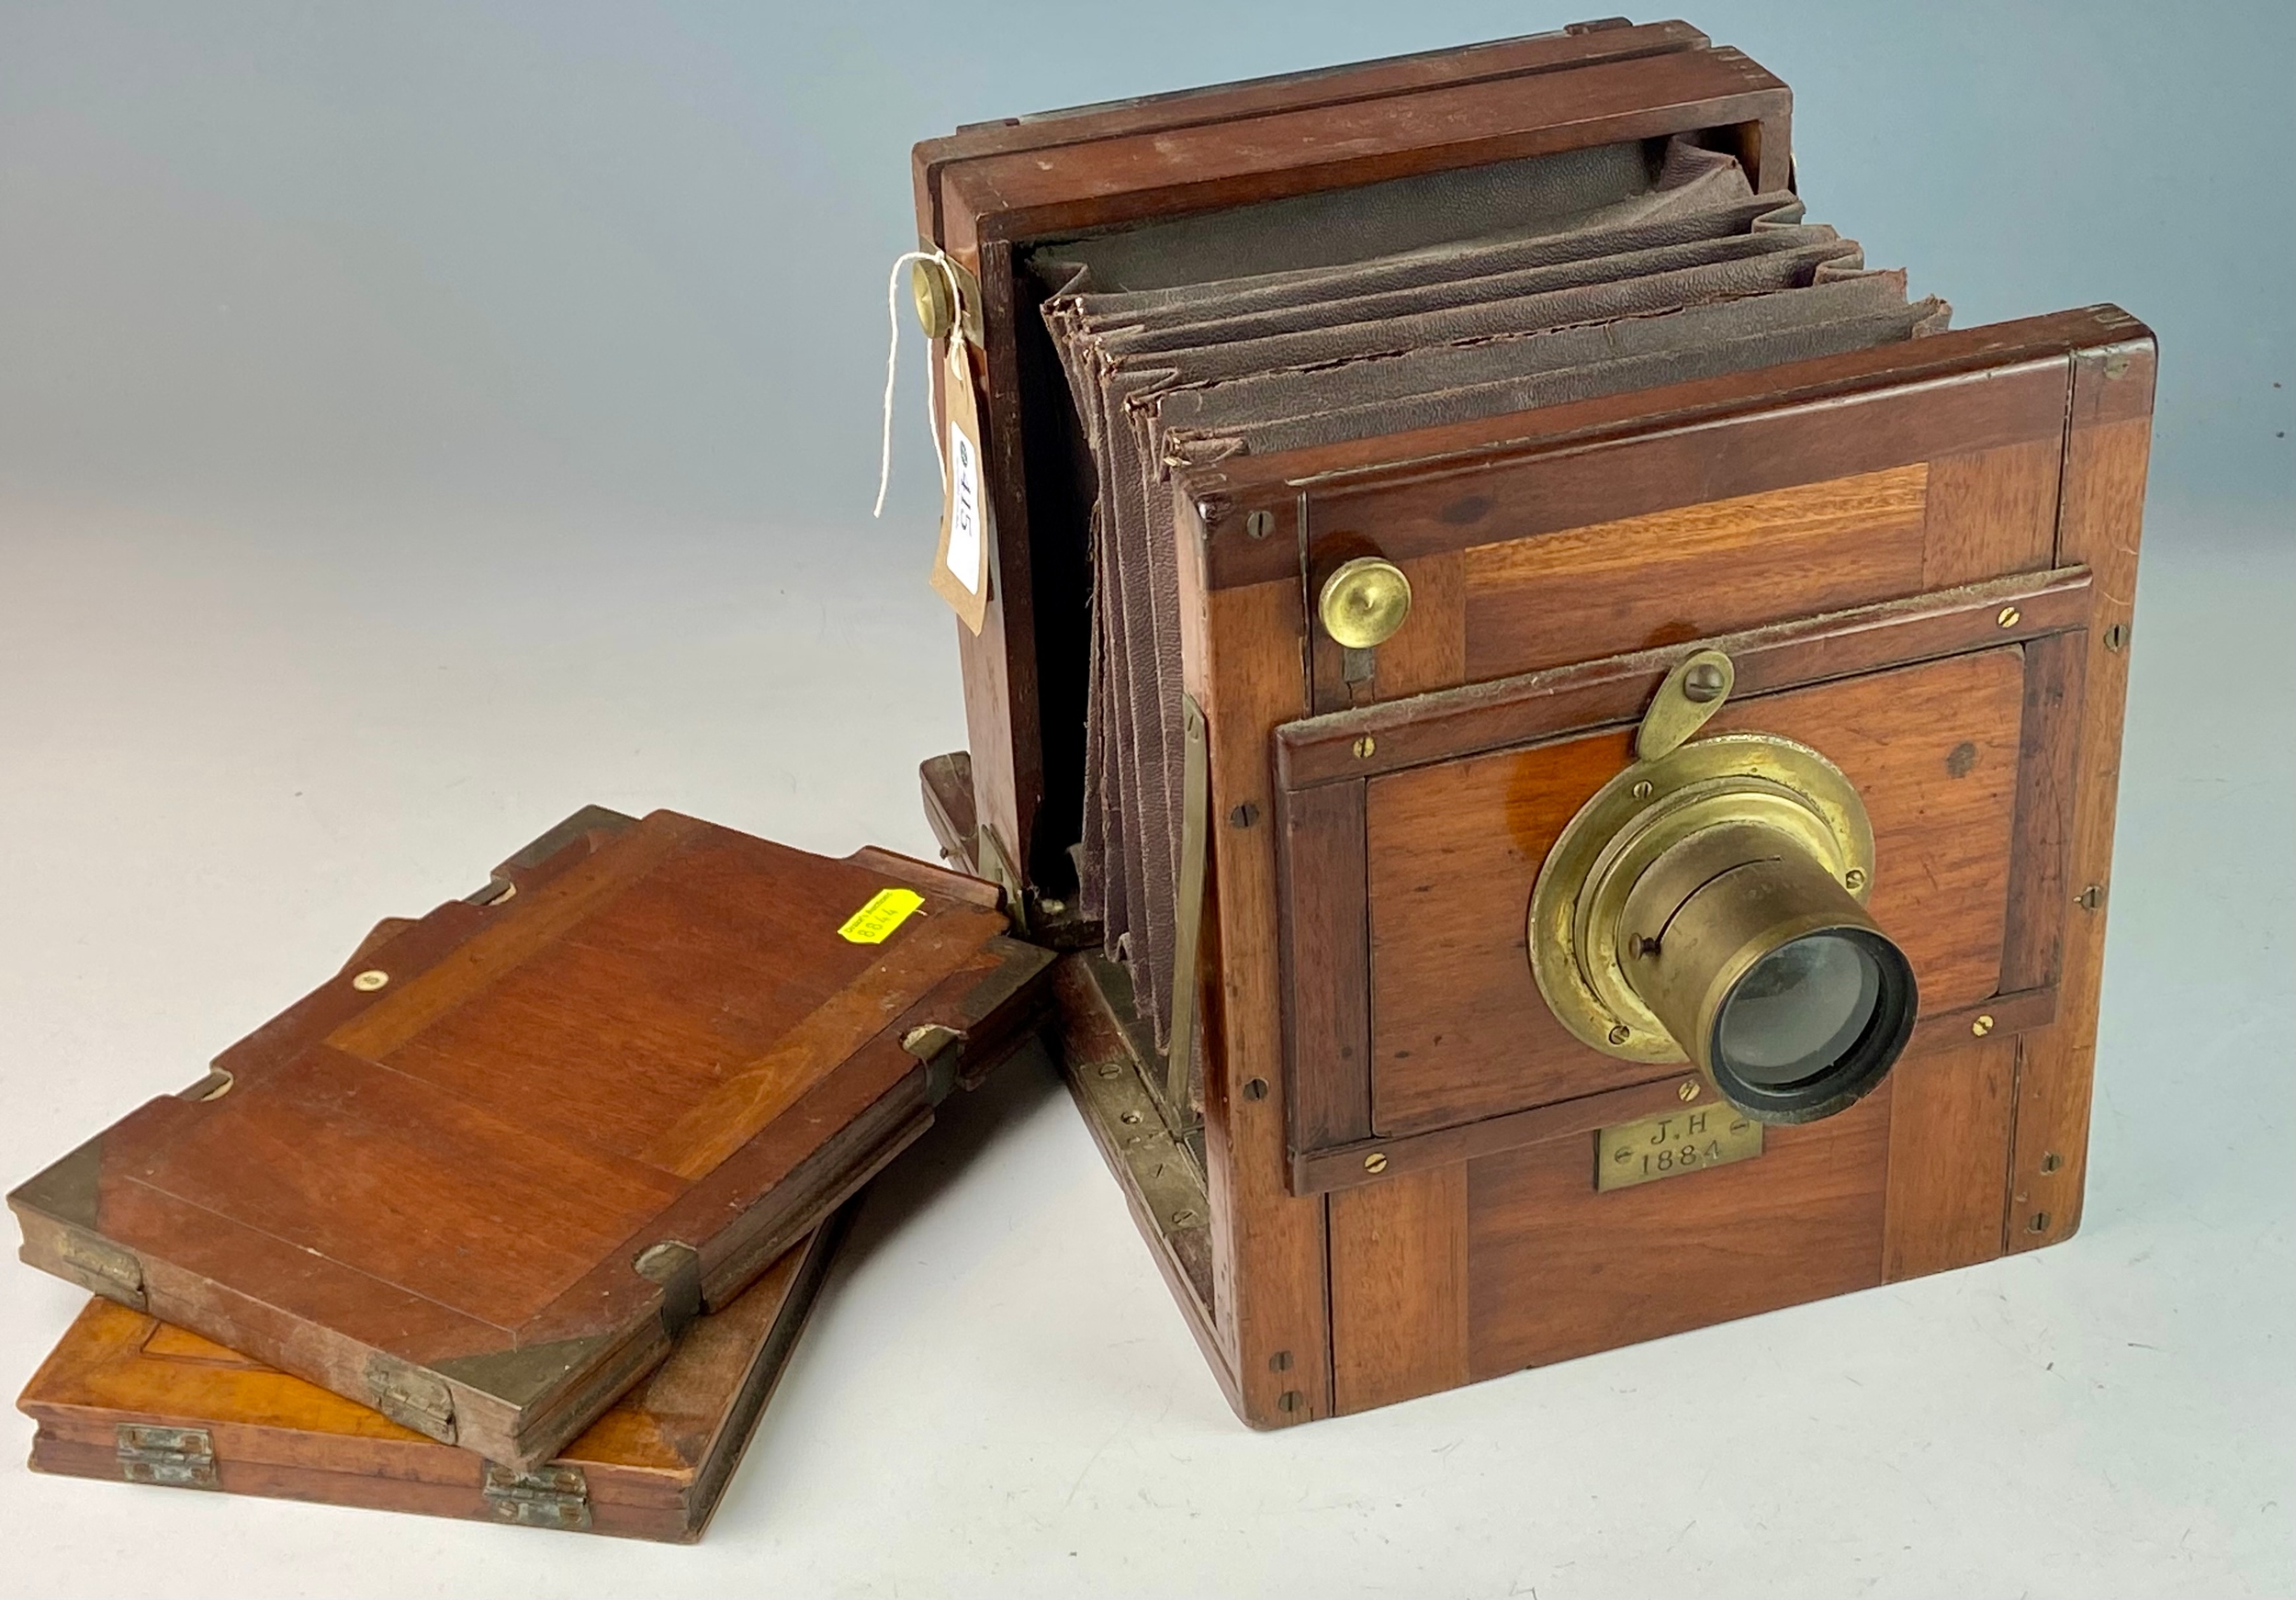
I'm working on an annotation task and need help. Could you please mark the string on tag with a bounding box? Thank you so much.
[872,249,963,518]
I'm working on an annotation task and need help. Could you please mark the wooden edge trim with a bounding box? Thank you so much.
[1275,781,1375,1154]
[1290,987,2057,1195]
[957,77,1789,250]
[914,21,1716,240]
[1998,631,2089,992]
[1182,309,2148,580]
[1277,567,2095,789]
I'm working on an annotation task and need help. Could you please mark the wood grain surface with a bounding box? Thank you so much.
[1366,648,2026,1135]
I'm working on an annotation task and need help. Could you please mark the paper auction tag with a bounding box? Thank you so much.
[929,332,993,635]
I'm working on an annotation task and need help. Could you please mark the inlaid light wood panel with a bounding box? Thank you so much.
[1368,647,2026,1136]
[1458,465,1929,680]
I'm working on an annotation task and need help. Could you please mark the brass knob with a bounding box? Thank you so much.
[1318,558,1412,649]
[911,260,955,340]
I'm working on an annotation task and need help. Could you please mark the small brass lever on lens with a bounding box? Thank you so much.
[1526,649,1919,1123]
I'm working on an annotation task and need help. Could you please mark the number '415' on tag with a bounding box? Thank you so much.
[929,335,993,634]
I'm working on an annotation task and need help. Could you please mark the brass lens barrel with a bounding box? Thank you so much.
[1620,821,1915,1122]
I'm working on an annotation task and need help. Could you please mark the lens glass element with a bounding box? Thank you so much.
[1713,932,1881,1088]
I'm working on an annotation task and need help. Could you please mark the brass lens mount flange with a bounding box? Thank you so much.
[1528,732,1876,1067]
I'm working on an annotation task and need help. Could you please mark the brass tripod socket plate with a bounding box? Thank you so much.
[1318,558,1412,649]
[1527,733,1876,1065]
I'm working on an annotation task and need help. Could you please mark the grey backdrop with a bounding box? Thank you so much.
[1,0,2288,533]
[0,6,2288,1598]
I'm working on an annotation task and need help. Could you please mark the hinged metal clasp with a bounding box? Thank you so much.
[1636,648,1736,762]
[116,1424,217,1489]
[364,1353,456,1443]
[483,1462,591,1530]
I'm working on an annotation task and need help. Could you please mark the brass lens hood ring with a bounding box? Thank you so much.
[1527,732,1876,1066]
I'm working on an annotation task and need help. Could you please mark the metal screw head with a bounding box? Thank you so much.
[1244,510,1273,540]
[1971,1013,1997,1037]
[1352,736,1377,760]
[1843,868,1867,891]
[351,969,389,993]
[1119,1110,1142,1125]
[1997,605,2022,628]
[2077,884,2105,912]
[1630,780,1654,801]
[1242,1076,1269,1101]
[1229,802,1260,828]
[1681,661,1728,703]
[1318,558,1414,649]
[1172,1210,1199,1227]
[2039,1152,2063,1174]
[1095,1062,1121,1079]
[1363,1152,1389,1174]
[1606,1023,1632,1046]
[2103,623,2129,652]
[1678,1082,1700,1102]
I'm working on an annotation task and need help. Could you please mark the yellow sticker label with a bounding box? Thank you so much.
[838,887,924,944]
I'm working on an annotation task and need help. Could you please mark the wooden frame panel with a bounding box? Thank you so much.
[1274,568,2093,1177]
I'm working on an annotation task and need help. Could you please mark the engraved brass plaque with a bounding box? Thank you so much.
[1596,1104,1763,1191]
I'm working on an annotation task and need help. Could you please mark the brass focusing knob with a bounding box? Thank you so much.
[911,260,956,340]
[1318,558,1412,649]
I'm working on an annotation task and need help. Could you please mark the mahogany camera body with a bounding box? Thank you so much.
[910,19,2153,1427]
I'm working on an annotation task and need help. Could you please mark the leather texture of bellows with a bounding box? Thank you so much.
[1031,137,1951,1059]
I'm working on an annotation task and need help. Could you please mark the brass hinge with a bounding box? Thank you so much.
[57,1232,144,1304]
[116,1424,217,1489]
[483,1462,591,1531]
[364,1354,456,1443]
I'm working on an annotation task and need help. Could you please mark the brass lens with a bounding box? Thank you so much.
[1619,823,1916,1121]
[1526,727,1917,1124]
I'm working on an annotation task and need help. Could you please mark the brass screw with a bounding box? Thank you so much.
[1120,1110,1142,1125]
[2039,1152,2063,1174]
[1606,1023,1631,1045]
[2077,884,2105,912]
[1997,605,2022,628]
[2104,623,2129,652]
[1363,1152,1389,1174]
[1678,1082,1700,1102]
[1096,1062,1121,1078]
[1242,1076,1269,1101]
[2027,1211,2052,1234]
[1681,661,1728,703]
[1277,1390,1303,1414]
[1843,868,1867,891]
[351,969,389,993]
[1244,510,1273,540]
[1268,1350,1293,1373]
[1172,1209,1199,1227]
[1353,736,1377,760]
[1630,780,1655,800]
[1971,1014,1996,1037]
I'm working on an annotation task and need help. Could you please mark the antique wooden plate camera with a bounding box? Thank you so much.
[11,19,2153,1517]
